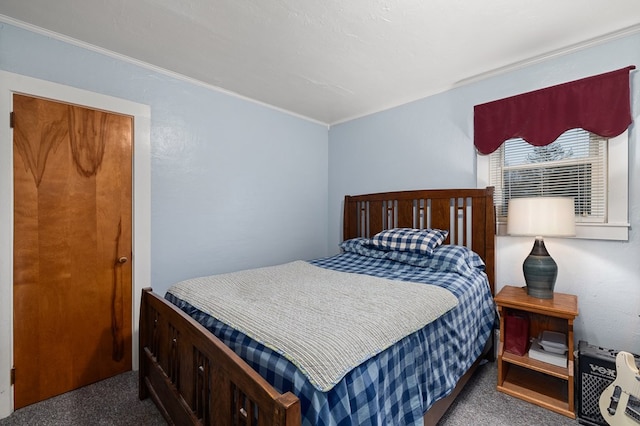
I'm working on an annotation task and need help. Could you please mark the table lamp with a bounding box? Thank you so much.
[507,197,575,299]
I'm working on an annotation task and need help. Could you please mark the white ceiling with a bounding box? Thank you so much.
[1,1,640,125]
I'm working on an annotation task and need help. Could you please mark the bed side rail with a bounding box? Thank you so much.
[139,288,301,426]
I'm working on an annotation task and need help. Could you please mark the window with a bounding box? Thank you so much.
[477,129,629,241]
[474,67,634,241]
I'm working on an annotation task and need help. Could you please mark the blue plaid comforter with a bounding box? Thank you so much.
[166,251,495,426]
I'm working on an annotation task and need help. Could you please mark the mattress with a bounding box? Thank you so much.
[166,248,495,426]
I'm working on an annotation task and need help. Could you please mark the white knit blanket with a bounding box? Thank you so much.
[168,260,458,391]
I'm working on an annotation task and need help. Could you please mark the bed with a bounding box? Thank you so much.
[139,187,496,426]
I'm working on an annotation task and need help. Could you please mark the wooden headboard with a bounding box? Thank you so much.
[343,187,496,294]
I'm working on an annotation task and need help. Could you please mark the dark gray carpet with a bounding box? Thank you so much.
[0,361,580,425]
[0,371,166,425]
[439,361,578,425]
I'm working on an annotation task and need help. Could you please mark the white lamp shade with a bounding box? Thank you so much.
[507,197,576,237]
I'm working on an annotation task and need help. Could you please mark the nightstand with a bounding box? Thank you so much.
[495,285,579,418]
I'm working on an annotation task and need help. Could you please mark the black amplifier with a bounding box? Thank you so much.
[577,340,640,426]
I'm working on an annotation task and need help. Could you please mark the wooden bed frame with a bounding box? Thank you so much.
[139,187,495,426]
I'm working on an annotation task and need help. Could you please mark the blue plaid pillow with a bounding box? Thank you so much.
[387,244,485,275]
[369,228,448,256]
[339,238,388,259]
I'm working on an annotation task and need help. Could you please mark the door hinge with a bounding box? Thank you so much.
[9,111,14,128]
[10,367,15,385]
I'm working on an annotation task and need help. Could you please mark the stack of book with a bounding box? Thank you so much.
[528,330,568,368]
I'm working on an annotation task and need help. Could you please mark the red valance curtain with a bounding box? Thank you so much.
[474,66,635,155]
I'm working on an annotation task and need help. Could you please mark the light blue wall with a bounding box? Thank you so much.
[329,33,640,353]
[0,22,329,296]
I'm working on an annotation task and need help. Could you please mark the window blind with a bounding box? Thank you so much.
[490,129,607,223]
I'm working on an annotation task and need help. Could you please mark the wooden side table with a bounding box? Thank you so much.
[495,285,579,418]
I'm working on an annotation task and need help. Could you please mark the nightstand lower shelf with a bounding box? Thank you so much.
[499,361,574,418]
[501,350,571,379]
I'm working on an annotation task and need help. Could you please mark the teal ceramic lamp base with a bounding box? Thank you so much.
[523,238,557,299]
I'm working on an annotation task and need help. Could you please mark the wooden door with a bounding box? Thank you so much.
[12,94,133,408]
